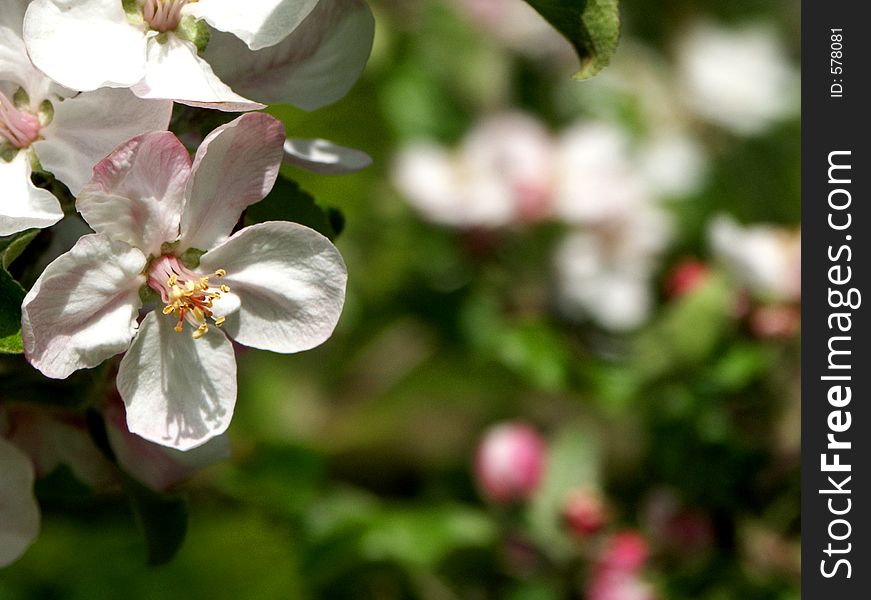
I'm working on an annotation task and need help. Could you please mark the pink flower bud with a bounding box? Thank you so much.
[563,487,609,538]
[666,259,709,299]
[474,422,546,503]
[600,532,649,573]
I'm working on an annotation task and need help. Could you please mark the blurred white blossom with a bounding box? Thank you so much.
[708,214,801,302]
[554,206,672,331]
[393,113,554,228]
[676,22,797,135]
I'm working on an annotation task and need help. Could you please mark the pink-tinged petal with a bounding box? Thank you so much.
[77,131,190,255]
[0,437,40,568]
[117,311,237,451]
[130,35,263,112]
[23,0,148,92]
[0,151,63,236]
[198,222,346,353]
[104,401,229,491]
[283,138,371,174]
[180,113,285,251]
[205,0,374,110]
[189,0,320,51]
[22,234,146,379]
[4,406,117,488]
[34,88,173,196]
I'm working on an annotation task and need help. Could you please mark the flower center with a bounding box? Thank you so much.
[147,255,231,339]
[142,0,190,32]
[0,90,40,150]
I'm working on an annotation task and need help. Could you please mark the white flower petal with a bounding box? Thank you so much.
[283,138,371,174]
[0,437,40,568]
[76,131,190,256]
[0,3,59,100]
[34,88,173,196]
[189,0,320,51]
[198,221,346,353]
[205,0,374,110]
[23,0,148,92]
[180,113,285,251]
[104,401,229,491]
[130,35,263,111]
[117,311,237,451]
[0,151,63,237]
[22,234,146,379]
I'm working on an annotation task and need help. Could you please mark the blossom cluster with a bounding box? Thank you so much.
[393,112,691,331]
[392,14,799,333]
[2,0,375,567]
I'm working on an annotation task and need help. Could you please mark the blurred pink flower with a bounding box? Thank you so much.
[666,259,710,299]
[600,532,649,572]
[563,487,609,538]
[588,532,656,600]
[474,422,546,503]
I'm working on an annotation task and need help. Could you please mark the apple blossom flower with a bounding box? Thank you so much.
[676,21,797,135]
[393,113,554,227]
[587,532,656,600]
[23,0,374,112]
[0,1,172,236]
[551,123,648,225]
[554,205,673,331]
[474,421,547,503]
[708,215,801,303]
[0,436,40,567]
[21,113,347,450]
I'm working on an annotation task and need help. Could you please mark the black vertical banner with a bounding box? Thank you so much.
[802,2,870,597]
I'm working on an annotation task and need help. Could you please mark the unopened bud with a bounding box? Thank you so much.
[563,487,609,538]
[600,531,649,573]
[666,259,709,299]
[474,422,546,503]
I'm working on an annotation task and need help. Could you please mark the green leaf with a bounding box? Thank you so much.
[634,274,735,379]
[0,266,26,354]
[527,422,601,560]
[359,505,497,568]
[245,175,340,240]
[123,474,189,566]
[522,0,621,80]
[497,321,570,391]
[0,228,39,269]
